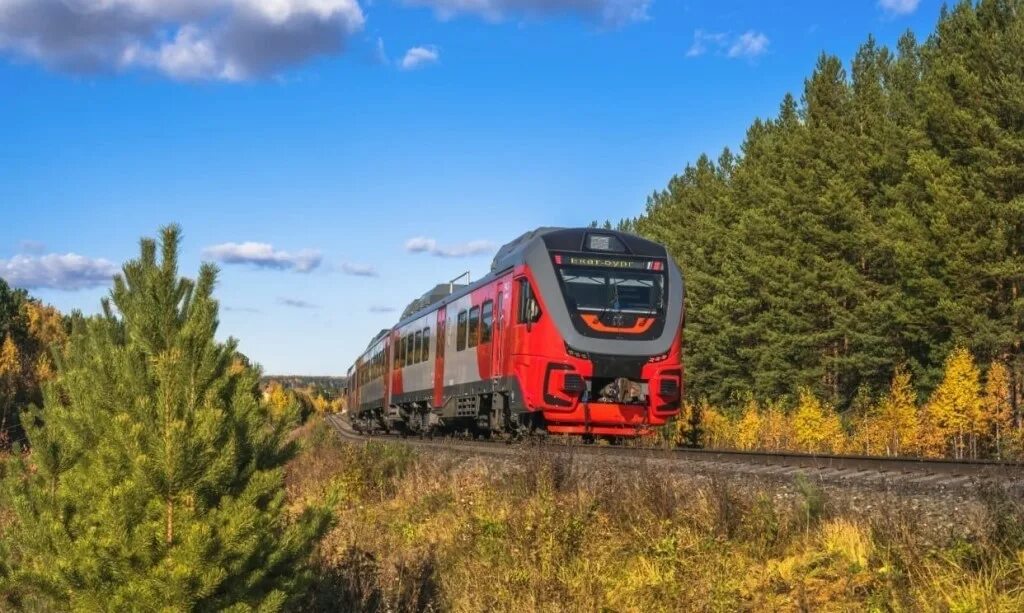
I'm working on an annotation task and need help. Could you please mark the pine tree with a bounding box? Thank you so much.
[1,226,330,611]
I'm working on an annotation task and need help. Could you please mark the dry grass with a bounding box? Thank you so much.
[287,421,1024,612]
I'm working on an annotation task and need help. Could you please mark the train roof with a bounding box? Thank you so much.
[384,227,669,335]
[349,228,679,363]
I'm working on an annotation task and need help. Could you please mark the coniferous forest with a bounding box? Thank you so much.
[615,0,1023,450]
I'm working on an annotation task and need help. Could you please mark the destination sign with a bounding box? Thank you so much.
[555,253,664,271]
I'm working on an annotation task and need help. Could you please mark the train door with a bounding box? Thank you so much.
[433,306,446,408]
[380,335,387,407]
[477,291,495,380]
[511,275,532,355]
[492,281,507,377]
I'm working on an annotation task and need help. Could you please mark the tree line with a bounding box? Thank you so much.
[0,281,66,447]
[676,345,1018,459]
[601,0,1023,446]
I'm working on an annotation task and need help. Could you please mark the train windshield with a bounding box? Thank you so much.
[557,268,664,314]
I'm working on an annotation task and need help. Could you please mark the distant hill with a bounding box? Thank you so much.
[261,375,347,397]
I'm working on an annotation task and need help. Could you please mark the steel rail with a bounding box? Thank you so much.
[324,414,1024,482]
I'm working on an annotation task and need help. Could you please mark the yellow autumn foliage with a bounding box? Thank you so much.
[791,388,845,454]
[983,362,1014,459]
[919,347,983,459]
[698,402,734,449]
[265,381,298,422]
[758,400,794,451]
[873,368,919,457]
[734,398,761,451]
[0,335,19,381]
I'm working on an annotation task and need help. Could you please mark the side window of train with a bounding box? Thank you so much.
[396,335,404,367]
[517,278,542,324]
[413,330,422,364]
[481,300,493,344]
[421,328,430,362]
[468,306,480,348]
[457,310,468,351]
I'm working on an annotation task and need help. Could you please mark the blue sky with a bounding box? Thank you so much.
[1,0,939,375]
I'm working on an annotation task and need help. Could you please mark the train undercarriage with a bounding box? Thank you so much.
[350,382,662,442]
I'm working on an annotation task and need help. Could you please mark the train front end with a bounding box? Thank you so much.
[513,229,685,437]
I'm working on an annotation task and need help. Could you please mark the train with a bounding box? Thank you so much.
[345,227,685,439]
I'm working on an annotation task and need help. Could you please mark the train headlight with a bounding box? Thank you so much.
[563,374,585,393]
[659,378,679,399]
[565,343,590,360]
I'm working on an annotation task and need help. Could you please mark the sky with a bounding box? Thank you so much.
[1,0,941,375]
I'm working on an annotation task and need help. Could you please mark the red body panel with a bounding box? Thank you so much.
[347,257,683,437]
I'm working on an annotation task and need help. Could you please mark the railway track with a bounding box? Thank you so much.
[324,414,1024,490]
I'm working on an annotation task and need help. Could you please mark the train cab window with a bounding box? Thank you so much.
[517,278,542,324]
[421,328,430,362]
[468,306,480,348]
[480,301,493,343]
[396,336,404,367]
[413,331,422,364]
[457,310,468,351]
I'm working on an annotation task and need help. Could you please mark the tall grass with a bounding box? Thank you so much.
[287,421,1024,612]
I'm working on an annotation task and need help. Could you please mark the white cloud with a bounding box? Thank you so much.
[404,237,438,253]
[404,236,494,258]
[400,45,439,70]
[404,0,649,27]
[433,240,495,257]
[278,297,318,308]
[374,36,389,65]
[685,30,726,58]
[223,305,260,313]
[339,261,378,277]
[878,0,920,16]
[202,242,322,272]
[369,305,395,313]
[685,29,769,60]
[18,240,46,254]
[728,31,769,58]
[0,253,118,290]
[0,0,365,81]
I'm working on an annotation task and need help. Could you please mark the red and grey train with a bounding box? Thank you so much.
[345,227,685,438]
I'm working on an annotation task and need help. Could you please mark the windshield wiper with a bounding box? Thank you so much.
[595,278,624,324]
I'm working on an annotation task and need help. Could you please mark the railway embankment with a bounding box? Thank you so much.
[286,416,1024,611]
[326,413,1024,539]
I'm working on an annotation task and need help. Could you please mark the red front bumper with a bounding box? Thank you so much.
[543,401,671,436]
